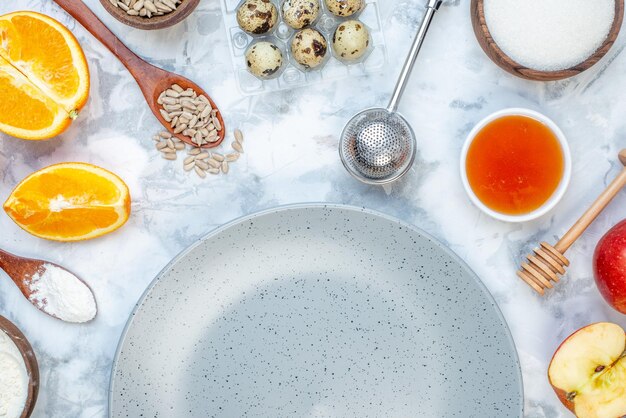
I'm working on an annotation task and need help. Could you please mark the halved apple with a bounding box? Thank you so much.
[548,323,626,418]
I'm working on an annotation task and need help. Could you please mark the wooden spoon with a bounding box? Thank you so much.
[0,248,97,323]
[518,150,626,295]
[53,0,226,148]
[470,0,624,81]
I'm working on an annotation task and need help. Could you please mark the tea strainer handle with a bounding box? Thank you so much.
[387,0,442,113]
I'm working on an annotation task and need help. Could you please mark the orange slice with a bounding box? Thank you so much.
[0,56,70,139]
[0,11,90,140]
[3,163,131,242]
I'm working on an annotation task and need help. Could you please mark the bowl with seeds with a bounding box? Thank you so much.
[101,0,200,30]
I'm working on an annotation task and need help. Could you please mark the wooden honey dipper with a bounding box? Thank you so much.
[518,149,626,295]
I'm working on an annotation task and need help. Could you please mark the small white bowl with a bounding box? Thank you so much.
[460,108,572,223]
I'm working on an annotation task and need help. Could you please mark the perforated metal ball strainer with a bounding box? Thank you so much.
[339,0,443,184]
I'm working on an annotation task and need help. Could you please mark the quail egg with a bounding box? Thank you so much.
[282,0,320,29]
[246,41,284,78]
[237,0,279,35]
[332,20,370,61]
[291,28,328,69]
[324,0,364,17]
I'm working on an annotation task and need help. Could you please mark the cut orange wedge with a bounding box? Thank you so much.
[3,163,131,242]
[0,11,90,140]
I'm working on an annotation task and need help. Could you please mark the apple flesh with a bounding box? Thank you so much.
[548,323,626,418]
[594,219,626,314]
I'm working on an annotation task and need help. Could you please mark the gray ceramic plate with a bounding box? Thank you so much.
[110,204,523,417]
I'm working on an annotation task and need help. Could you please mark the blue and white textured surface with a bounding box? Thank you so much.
[0,0,625,417]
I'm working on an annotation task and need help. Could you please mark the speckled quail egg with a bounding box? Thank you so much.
[324,0,364,17]
[332,20,370,61]
[291,28,328,69]
[245,41,284,78]
[237,0,279,35]
[282,0,320,29]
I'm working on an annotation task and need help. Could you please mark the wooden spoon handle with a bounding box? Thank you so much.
[53,0,147,78]
[0,248,32,295]
[0,248,18,275]
[555,150,626,254]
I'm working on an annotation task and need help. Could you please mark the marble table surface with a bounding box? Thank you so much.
[1,0,626,417]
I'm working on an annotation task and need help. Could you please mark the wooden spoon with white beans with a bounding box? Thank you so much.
[53,0,226,148]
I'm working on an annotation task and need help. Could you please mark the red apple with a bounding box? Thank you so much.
[594,220,626,314]
[548,322,626,418]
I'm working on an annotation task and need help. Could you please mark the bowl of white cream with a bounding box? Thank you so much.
[0,316,38,418]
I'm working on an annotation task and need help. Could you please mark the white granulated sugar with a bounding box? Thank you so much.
[0,330,28,418]
[28,264,97,324]
[484,0,615,71]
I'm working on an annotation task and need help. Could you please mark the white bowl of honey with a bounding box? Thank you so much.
[460,108,572,223]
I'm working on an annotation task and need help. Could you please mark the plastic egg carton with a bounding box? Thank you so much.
[220,0,387,96]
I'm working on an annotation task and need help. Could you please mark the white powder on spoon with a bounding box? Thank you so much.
[484,0,615,71]
[27,264,97,324]
[0,330,28,418]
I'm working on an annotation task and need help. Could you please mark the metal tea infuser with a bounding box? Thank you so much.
[339,0,443,184]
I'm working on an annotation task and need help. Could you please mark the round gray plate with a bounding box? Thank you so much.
[110,204,523,417]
